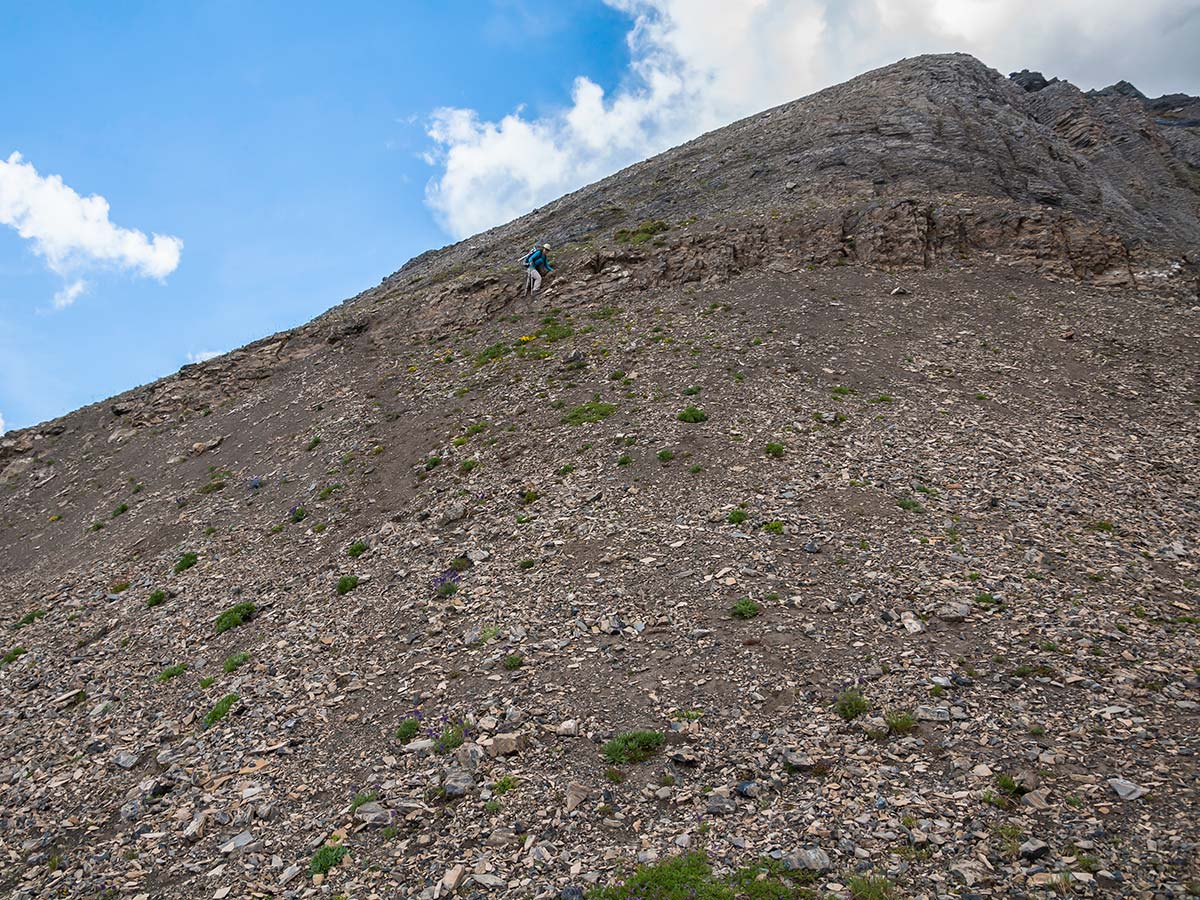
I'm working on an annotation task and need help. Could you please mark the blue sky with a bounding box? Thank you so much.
[2,0,1197,433]
[0,0,631,431]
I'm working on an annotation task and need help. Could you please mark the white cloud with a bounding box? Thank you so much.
[52,279,87,310]
[186,350,223,364]
[0,411,6,435]
[0,152,183,306]
[424,0,1200,238]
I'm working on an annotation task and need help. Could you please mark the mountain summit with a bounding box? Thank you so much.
[1,54,1198,899]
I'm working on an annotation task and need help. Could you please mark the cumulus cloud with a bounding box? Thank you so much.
[0,411,6,435]
[424,0,1200,238]
[0,152,183,306]
[186,350,223,364]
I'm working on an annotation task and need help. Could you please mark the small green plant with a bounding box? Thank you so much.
[503,653,525,670]
[347,541,368,558]
[460,459,479,474]
[15,610,46,629]
[395,717,420,742]
[617,454,632,466]
[896,497,924,513]
[485,798,502,813]
[657,449,675,463]
[223,652,251,673]
[174,552,199,574]
[519,558,536,570]
[435,723,465,754]
[2,646,28,666]
[1086,520,1115,533]
[847,873,897,900]
[562,401,617,425]
[214,601,256,634]
[884,710,916,734]
[763,520,784,535]
[996,773,1027,798]
[203,693,239,728]
[602,730,665,764]
[309,844,348,876]
[731,598,760,619]
[688,464,703,474]
[158,663,187,682]
[350,790,378,813]
[112,503,129,518]
[493,775,517,795]
[199,675,216,688]
[305,436,322,452]
[835,689,869,721]
[89,521,105,532]
[436,581,458,597]
[337,575,360,595]
[728,508,748,525]
[290,506,308,523]
[605,767,625,784]
[677,405,708,423]
[557,463,576,476]
[614,219,669,244]
[110,581,131,594]
[765,442,785,458]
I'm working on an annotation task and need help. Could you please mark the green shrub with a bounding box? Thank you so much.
[763,520,784,535]
[437,581,458,597]
[15,610,46,629]
[835,689,869,721]
[589,852,732,900]
[2,646,28,666]
[731,598,760,619]
[435,723,465,754]
[305,436,322,452]
[174,552,199,574]
[765,442,785,458]
[896,497,924,513]
[460,459,479,474]
[657,449,675,463]
[347,541,368,558]
[503,653,524,671]
[475,342,512,365]
[158,663,187,683]
[614,220,669,244]
[677,406,708,423]
[563,401,617,425]
[223,652,251,673]
[214,601,256,634]
[617,454,632,467]
[847,873,897,900]
[290,506,307,523]
[203,693,239,728]
[395,717,420,742]
[884,710,916,734]
[337,575,360,595]
[493,775,517,795]
[728,509,748,525]
[199,675,216,688]
[519,558,536,570]
[350,790,377,813]
[112,503,129,517]
[602,730,665,764]
[110,581,131,594]
[309,844,348,876]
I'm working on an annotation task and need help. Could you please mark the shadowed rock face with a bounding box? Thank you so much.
[1,55,1199,899]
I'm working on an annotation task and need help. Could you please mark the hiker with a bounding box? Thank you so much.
[522,243,553,294]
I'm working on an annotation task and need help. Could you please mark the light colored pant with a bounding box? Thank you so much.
[527,267,542,292]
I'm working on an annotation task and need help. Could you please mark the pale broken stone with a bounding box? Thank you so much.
[565,782,590,812]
